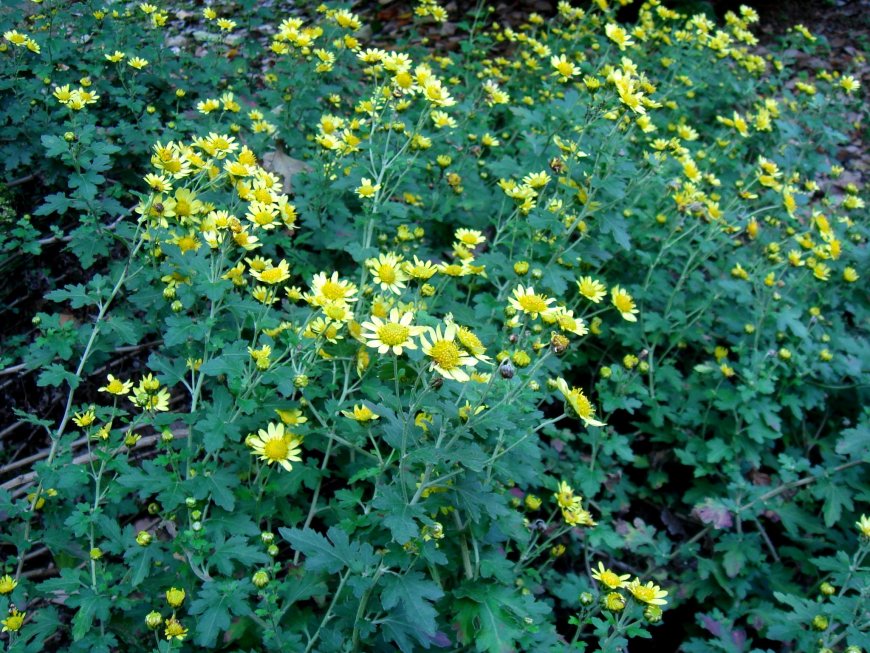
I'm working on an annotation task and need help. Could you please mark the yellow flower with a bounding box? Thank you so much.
[555,378,605,427]
[553,480,577,509]
[626,578,668,606]
[591,562,630,589]
[610,286,639,322]
[1,608,24,633]
[105,50,125,62]
[550,54,579,82]
[165,587,185,607]
[603,592,625,611]
[247,422,303,472]
[509,284,556,319]
[839,75,860,94]
[361,308,423,355]
[128,57,149,70]
[525,494,541,510]
[366,252,408,294]
[275,408,308,425]
[3,30,27,46]
[308,271,358,306]
[356,178,380,199]
[605,23,635,50]
[164,617,187,641]
[72,408,96,427]
[341,404,379,422]
[0,575,17,594]
[577,276,606,303]
[421,324,478,382]
[843,267,859,283]
[404,256,438,280]
[99,374,133,395]
[454,228,485,247]
[250,259,291,285]
[856,514,870,538]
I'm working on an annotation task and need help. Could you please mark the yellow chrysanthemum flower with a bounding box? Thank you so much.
[247,422,303,472]
[361,308,423,355]
[420,324,478,382]
[626,578,668,606]
[509,285,556,319]
[591,562,630,589]
[610,286,639,322]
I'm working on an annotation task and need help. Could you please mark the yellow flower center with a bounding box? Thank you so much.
[106,379,124,393]
[630,585,656,603]
[457,328,483,355]
[518,294,548,314]
[259,267,285,284]
[377,323,410,346]
[598,570,623,589]
[569,390,594,419]
[377,264,396,284]
[263,437,289,461]
[429,340,460,369]
[613,294,634,312]
[321,280,346,300]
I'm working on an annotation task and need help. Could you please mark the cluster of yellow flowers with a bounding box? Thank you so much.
[143,587,188,641]
[2,29,40,54]
[591,561,668,619]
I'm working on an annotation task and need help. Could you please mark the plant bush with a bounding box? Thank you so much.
[0,1,867,652]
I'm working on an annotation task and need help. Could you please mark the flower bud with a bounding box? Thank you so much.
[811,615,828,631]
[267,544,279,557]
[579,592,594,606]
[261,531,275,544]
[603,592,625,611]
[819,582,835,596]
[165,587,186,608]
[498,358,515,379]
[145,611,162,629]
[513,261,529,275]
[252,570,269,588]
[644,605,663,622]
[136,531,152,546]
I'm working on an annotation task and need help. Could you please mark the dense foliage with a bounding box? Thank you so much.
[0,0,867,651]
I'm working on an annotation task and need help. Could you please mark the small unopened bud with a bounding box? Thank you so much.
[603,592,625,612]
[811,615,829,631]
[261,531,275,544]
[498,358,515,379]
[579,592,594,606]
[644,605,663,622]
[145,611,162,629]
[252,570,269,588]
[136,531,152,546]
[819,582,835,596]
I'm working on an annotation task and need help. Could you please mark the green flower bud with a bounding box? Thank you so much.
[145,611,162,629]
[811,615,829,631]
[136,531,152,546]
[644,605,663,623]
[252,570,269,588]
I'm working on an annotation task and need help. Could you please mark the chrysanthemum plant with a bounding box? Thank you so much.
[0,0,867,651]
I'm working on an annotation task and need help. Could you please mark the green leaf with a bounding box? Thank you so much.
[188,580,252,647]
[280,526,378,574]
[380,571,443,645]
[36,363,80,390]
[372,485,423,544]
[209,535,268,575]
